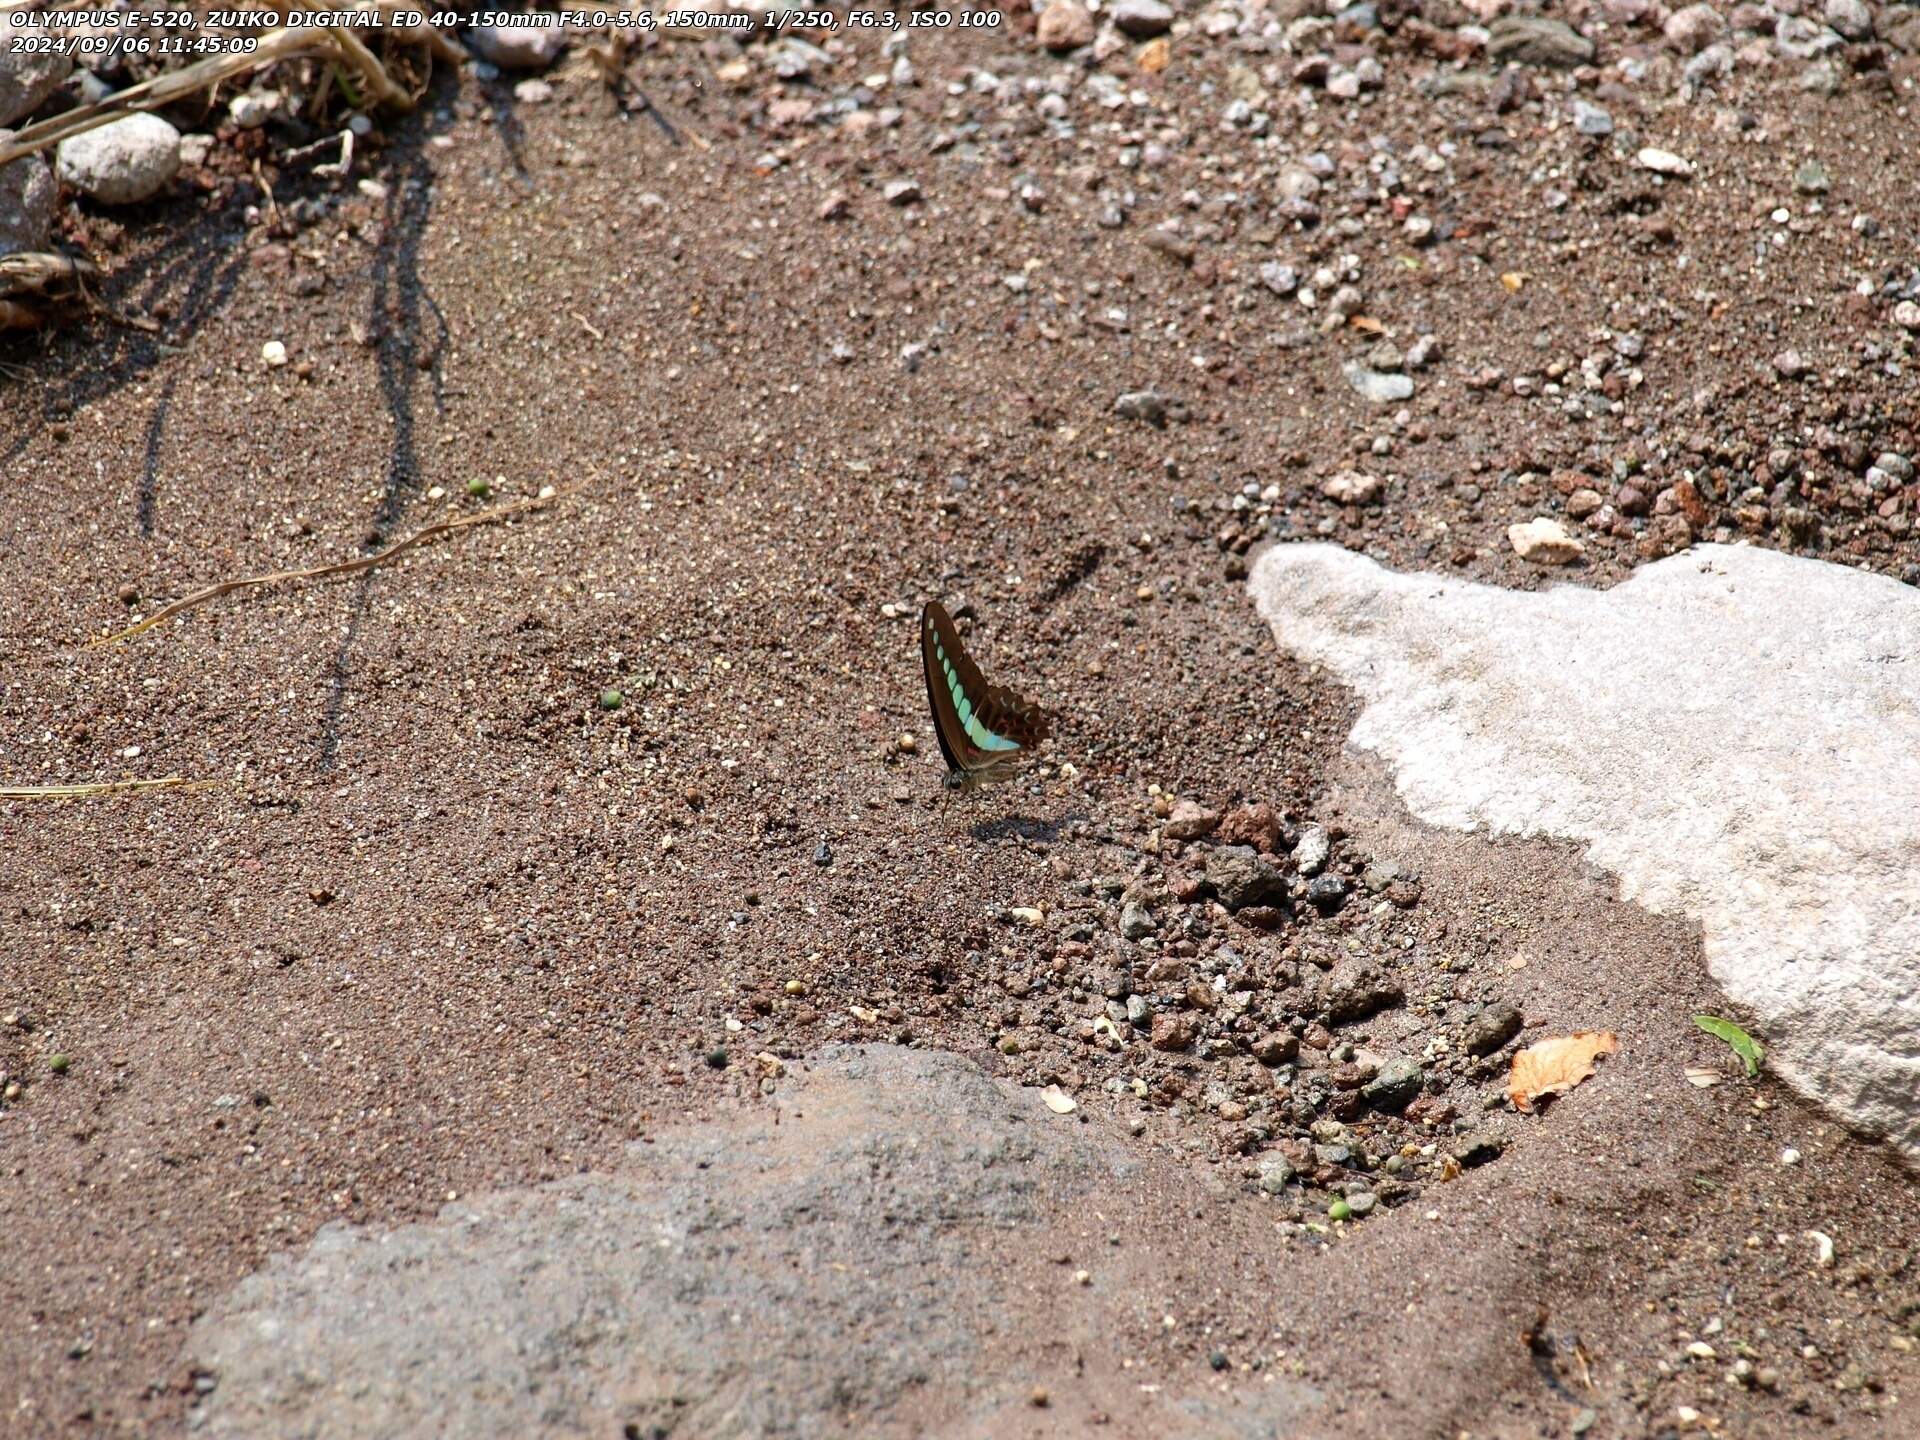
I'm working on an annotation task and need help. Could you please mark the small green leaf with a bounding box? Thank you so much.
[1694,1015,1763,1077]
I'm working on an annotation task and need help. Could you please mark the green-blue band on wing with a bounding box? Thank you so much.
[940,646,1021,752]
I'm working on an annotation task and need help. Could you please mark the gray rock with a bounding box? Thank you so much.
[1683,42,1734,85]
[0,27,72,127]
[1342,363,1414,404]
[1114,389,1168,425]
[1292,824,1332,877]
[1206,845,1290,911]
[1126,994,1152,1027]
[1571,100,1613,136]
[1793,159,1831,195]
[1461,1002,1523,1057]
[1250,541,1920,1164]
[1119,901,1156,940]
[1259,261,1300,296]
[1361,1057,1424,1112]
[0,132,55,256]
[1163,799,1221,840]
[467,15,567,70]
[1451,1131,1505,1168]
[1663,2,1726,52]
[1111,0,1174,37]
[187,1046,1320,1437]
[1486,15,1596,67]
[1323,961,1403,1024]
[1305,874,1350,913]
[1257,1155,1296,1193]
[1824,0,1873,40]
[1345,1191,1378,1217]
[55,113,180,205]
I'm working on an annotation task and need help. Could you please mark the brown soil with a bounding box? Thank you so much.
[4,11,1919,1438]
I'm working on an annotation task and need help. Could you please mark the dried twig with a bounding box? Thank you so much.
[91,490,557,647]
[0,29,325,166]
[0,777,232,800]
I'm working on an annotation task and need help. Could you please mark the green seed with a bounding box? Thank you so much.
[1328,1198,1352,1222]
[467,477,491,498]
[599,689,624,711]
[48,1054,70,1075]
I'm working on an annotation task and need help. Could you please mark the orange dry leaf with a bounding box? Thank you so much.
[1508,1031,1619,1112]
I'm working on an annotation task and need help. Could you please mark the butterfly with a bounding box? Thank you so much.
[920,600,1051,791]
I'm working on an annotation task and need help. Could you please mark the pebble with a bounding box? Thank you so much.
[1772,350,1808,380]
[812,841,833,867]
[883,179,922,206]
[1636,147,1695,179]
[1571,100,1614,137]
[1319,471,1383,506]
[1451,1132,1504,1168]
[513,78,554,105]
[1205,846,1290,911]
[1507,517,1585,565]
[1292,824,1332,877]
[1150,1013,1197,1052]
[229,92,280,130]
[0,27,72,127]
[1342,364,1414,404]
[55,113,181,205]
[1111,0,1174,38]
[1114,390,1168,426]
[1257,1155,1295,1193]
[1036,0,1095,50]
[1824,0,1873,40]
[1163,799,1221,840]
[1259,262,1300,296]
[1345,1191,1378,1217]
[1305,874,1350,913]
[599,689,624,711]
[0,135,55,257]
[1361,1057,1424,1113]
[468,16,567,71]
[1793,159,1830,195]
[1461,1002,1524,1056]
[1664,3,1727,53]
[1486,15,1596,67]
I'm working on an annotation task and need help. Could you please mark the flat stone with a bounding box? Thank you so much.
[1461,1002,1524,1057]
[1250,543,1920,1163]
[187,1046,1316,1436]
[1486,15,1596,67]
[1362,1057,1424,1113]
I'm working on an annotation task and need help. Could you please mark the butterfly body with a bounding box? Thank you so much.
[920,601,1050,790]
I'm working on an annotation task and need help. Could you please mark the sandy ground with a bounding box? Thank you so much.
[5,10,1920,1436]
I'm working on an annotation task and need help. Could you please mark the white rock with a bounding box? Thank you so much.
[229,92,280,129]
[1637,147,1694,178]
[55,113,181,205]
[467,15,567,71]
[1248,543,1920,1166]
[1506,517,1585,565]
[1111,0,1174,37]
[0,130,55,256]
[1319,470,1383,505]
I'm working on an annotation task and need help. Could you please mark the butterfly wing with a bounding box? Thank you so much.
[921,602,1050,782]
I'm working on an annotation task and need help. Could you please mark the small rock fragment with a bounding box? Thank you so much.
[1507,517,1585,566]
